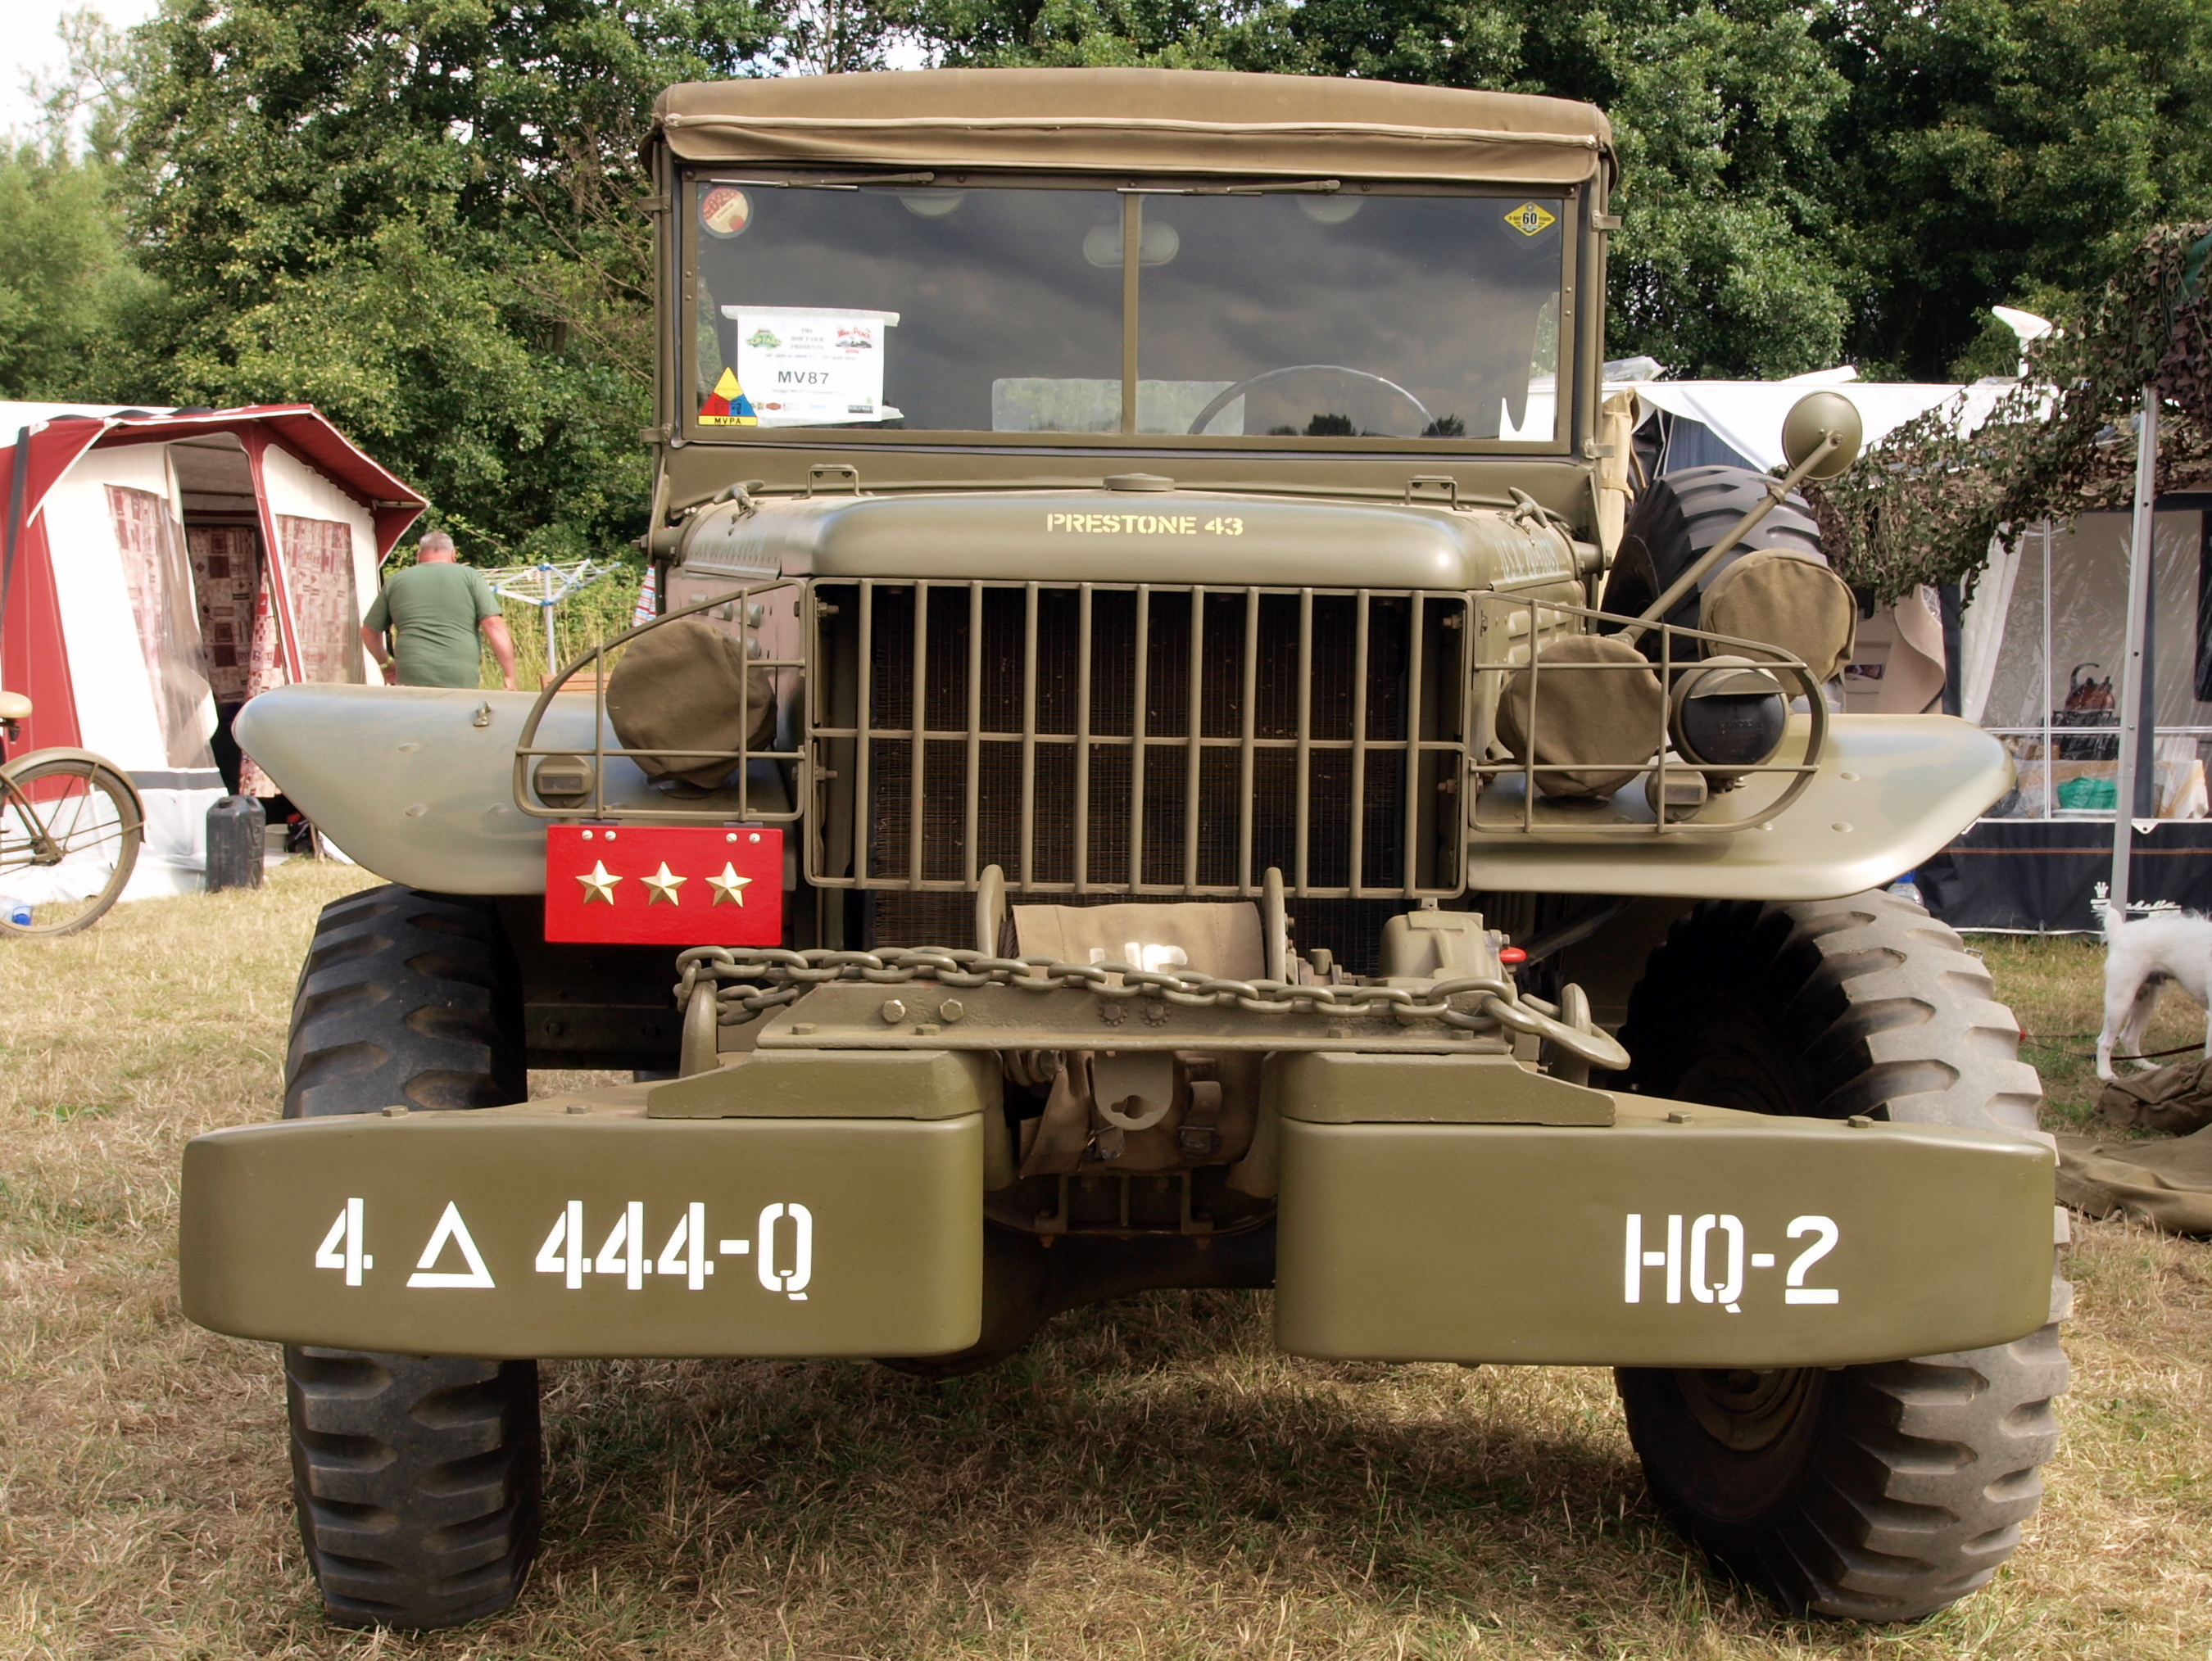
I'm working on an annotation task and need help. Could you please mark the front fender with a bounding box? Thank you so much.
[1463,714,2010,902]
[233,685,570,893]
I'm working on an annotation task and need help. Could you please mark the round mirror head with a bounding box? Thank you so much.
[1780,390,1863,479]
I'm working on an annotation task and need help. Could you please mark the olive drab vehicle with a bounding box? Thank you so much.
[183,70,2067,1631]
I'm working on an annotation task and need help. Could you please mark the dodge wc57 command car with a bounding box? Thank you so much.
[180,68,2065,1631]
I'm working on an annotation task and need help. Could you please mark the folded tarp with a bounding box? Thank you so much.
[2058,1130,2212,1235]
[2057,1058,2212,1234]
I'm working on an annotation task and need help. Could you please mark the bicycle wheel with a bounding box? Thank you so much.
[0,755,143,936]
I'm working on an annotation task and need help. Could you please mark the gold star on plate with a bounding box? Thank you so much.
[707,862,752,906]
[642,861,687,905]
[575,860,621,905]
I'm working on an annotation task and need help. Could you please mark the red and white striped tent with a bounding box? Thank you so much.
[0,405,424,896]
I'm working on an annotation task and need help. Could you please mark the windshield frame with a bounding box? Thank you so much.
[672,167,1585,457]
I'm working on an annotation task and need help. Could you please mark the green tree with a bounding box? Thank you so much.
[0,11,164,405]
[1825,0,2212,380]
[120,0,781,562]
[0,143,161,403]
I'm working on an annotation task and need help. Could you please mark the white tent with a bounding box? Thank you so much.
[1608,371,2210,821]
[0,405,424,898]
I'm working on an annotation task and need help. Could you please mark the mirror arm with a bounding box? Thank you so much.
[1616,430,1841,646]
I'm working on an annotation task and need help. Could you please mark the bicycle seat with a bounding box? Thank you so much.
[0,690,30,722]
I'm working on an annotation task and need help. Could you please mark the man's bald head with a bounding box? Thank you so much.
[418,532,457,563]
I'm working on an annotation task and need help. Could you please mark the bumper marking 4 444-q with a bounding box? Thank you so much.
[181,1090,985,1360]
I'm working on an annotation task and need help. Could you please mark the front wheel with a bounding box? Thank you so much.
[282,885,541,1628]
[1615,892,2067,1619]
[0,754,142,935]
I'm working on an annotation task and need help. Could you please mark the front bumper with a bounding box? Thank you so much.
[180,1052,2055,1365]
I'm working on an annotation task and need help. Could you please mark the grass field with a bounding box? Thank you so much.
[2,867,2209,1659]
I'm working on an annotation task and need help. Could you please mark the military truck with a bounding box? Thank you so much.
[182,69,2066,1632]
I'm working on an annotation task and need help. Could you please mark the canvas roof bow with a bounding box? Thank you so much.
[654,69,1615,188]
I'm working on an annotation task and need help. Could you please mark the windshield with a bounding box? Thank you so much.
[686,179,1566,443]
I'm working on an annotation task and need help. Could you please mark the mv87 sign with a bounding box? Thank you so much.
[543,825,782,945]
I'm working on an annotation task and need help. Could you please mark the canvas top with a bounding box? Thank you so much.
[653,69,1613,187]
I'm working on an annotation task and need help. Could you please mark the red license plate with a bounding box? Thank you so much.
[543,825,784,945]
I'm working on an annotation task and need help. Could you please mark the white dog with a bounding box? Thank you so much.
[2096,909,2212,1079]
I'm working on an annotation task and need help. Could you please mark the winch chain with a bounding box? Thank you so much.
[672,944,1630,1070]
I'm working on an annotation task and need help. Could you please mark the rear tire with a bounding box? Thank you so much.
[281,885,541,1629]
[1615,891,2066,1620]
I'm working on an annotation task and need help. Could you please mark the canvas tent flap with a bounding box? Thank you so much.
[0,418,106,753]
[41,441,219,775]
[655,70,1613,185]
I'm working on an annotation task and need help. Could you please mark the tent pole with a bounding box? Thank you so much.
[0,427,29,685]
[2112,387,2159,924]
[2041,519,2054,818]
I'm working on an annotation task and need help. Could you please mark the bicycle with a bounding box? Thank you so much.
[0,690,143,936]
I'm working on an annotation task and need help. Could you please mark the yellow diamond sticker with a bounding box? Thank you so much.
[1505,201,1557,238]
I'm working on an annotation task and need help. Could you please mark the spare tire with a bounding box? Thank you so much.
[1599,464,1826,648]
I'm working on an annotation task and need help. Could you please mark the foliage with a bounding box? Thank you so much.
[117,0,783,563]
[0,142,161,405]
[0,12,161,406]
[1824,0,2212,381]
[1808,223,2212,603]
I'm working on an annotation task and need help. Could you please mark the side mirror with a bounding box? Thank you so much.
[1779,390,1863,480]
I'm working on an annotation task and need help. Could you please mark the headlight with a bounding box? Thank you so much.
[1670,657,1788,775]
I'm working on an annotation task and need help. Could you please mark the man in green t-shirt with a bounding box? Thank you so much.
[360,532,517,690]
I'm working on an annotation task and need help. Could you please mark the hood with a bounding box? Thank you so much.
[676,488,1584,592]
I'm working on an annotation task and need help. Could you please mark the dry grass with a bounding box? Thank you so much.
[1,871,2209,1659]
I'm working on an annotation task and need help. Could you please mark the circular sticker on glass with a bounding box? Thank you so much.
[700,186,752,239]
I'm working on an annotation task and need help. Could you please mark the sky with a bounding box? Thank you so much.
[0,0,162,140]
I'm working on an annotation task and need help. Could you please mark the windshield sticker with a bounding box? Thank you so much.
[721,305,902,426]
[1505,201,1558,238]
[700,186,752,239]
[698,366,759,427]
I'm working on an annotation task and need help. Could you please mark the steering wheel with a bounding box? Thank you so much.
[1186,364,1436,437]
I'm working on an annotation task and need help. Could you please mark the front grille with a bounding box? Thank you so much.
[805,581,1471,902]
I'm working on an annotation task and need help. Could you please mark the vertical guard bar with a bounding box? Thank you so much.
[963,582,982,885]
[1237,586,1258,894]
[1020,582,1039,890]
[1130,585,1149,889]
[909,580,928,888]
[1349,590,1370,894]
[1294,588,1312,896]
[1239,588,1256,898]
[854,579,873,884]
[1183,586,1204,891]
[1075,582,1093,893]
[591,633,607,821]
[1521,596,1537,831]
[734,598,750,821]
[1402,592,1425,894]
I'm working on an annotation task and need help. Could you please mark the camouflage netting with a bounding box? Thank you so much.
[1805,224,2212,607]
